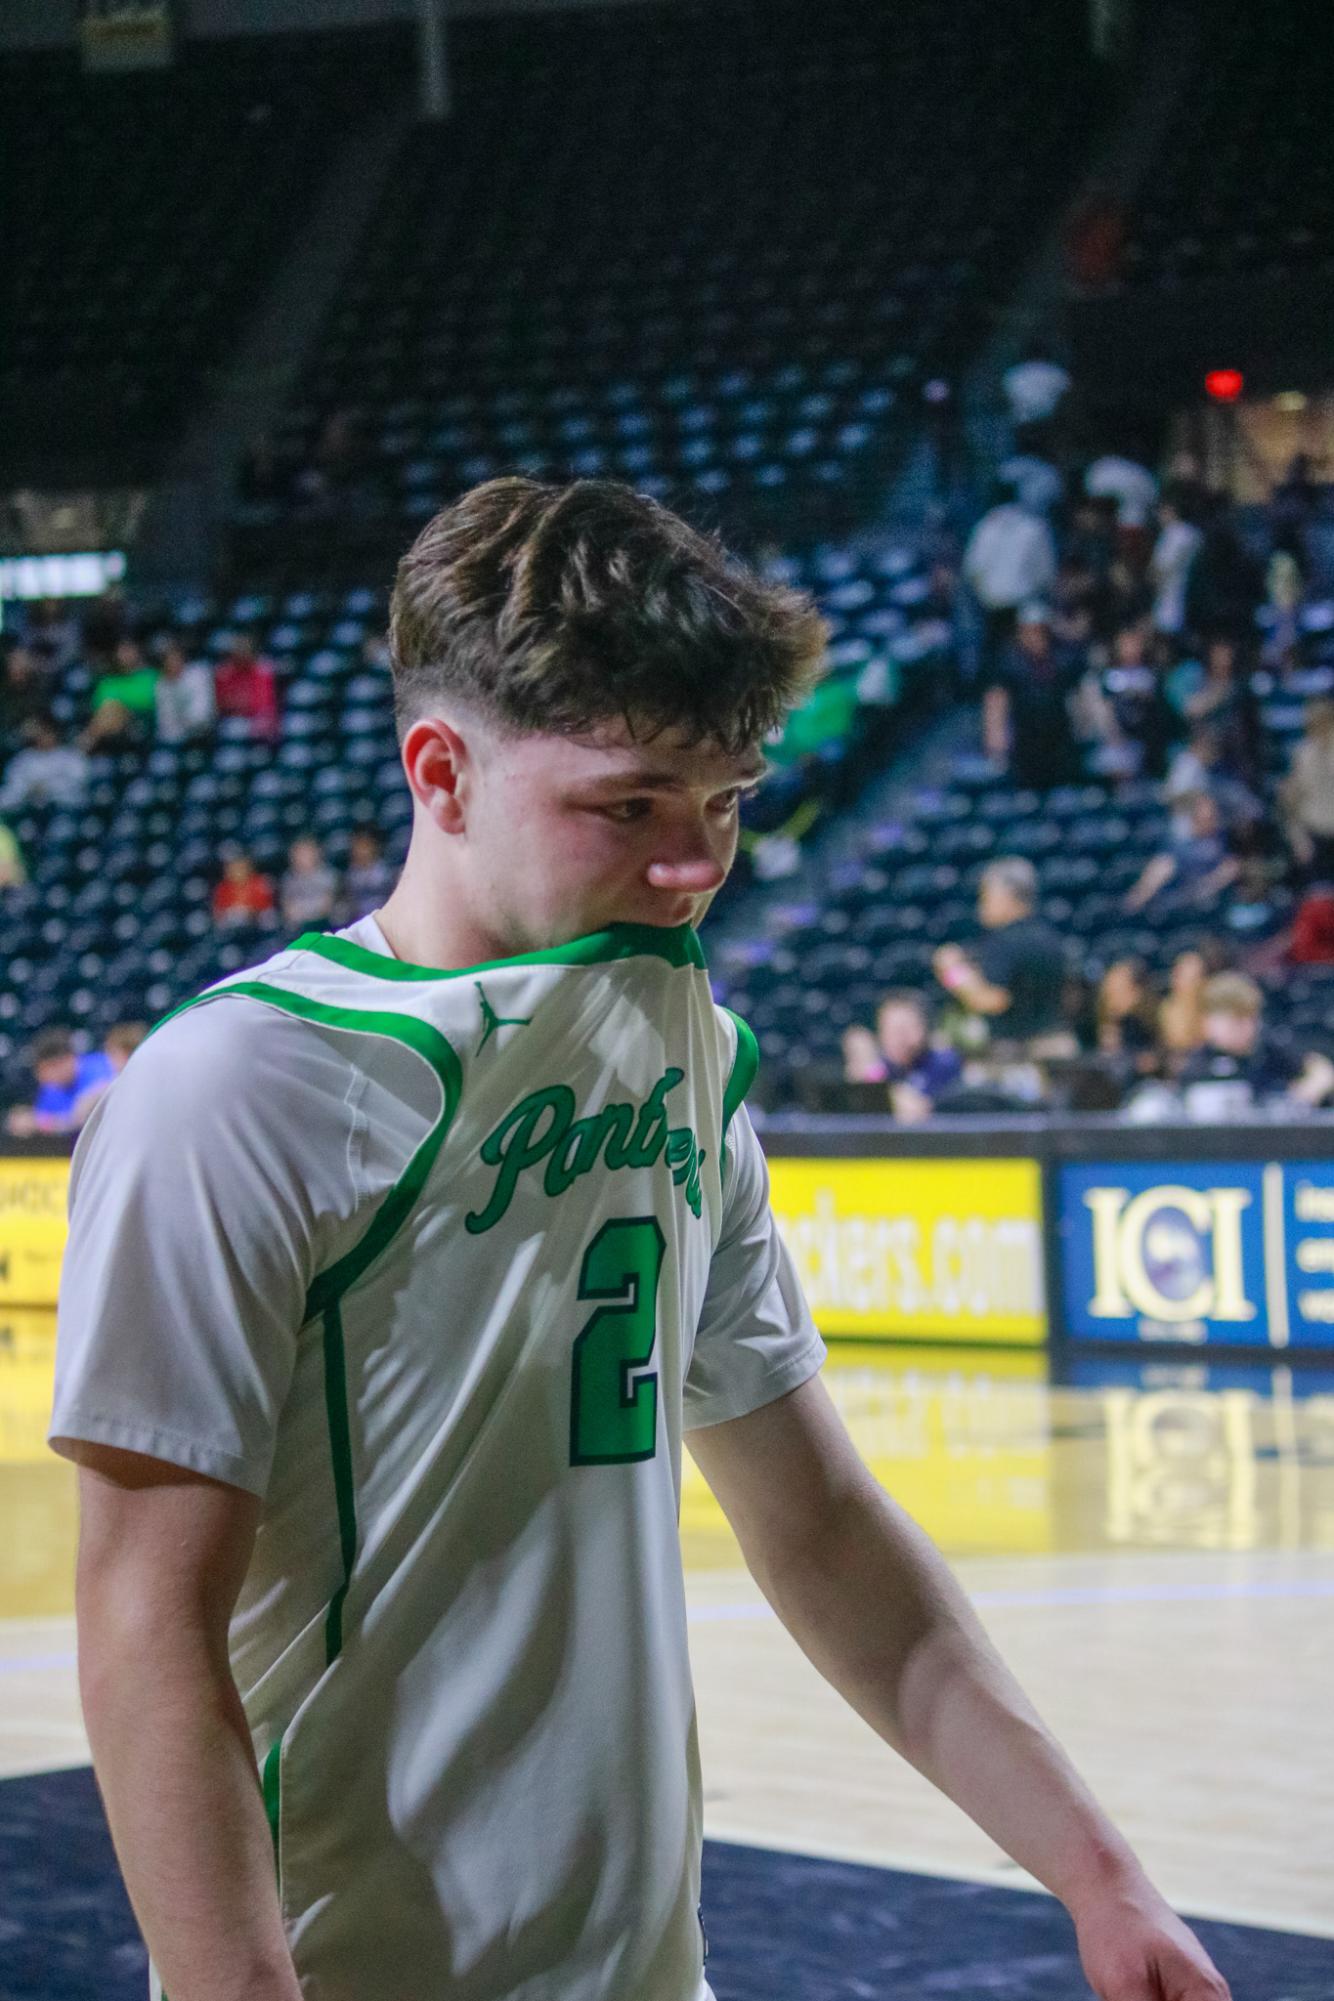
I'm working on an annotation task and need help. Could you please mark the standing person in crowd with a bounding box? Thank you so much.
[154,638,217,746]
[279,836,339,933]
[962,479,1057,684]
[1148,487,1204,643]
[933,857,1072,1055]
[1179,973,1334,1116]
[983,604,1084,789]
[0,716,90,811]
[1183,492,1263,644]
[1279,698,1334,882]
[215,629,281,743]
[79,635,159,752]
[211,845,276,929]
[1083,450,1158,565]
[1171,635,1261,789]
[333,825,397,926]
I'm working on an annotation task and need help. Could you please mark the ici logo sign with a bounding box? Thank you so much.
[1083,1184,1256,1324]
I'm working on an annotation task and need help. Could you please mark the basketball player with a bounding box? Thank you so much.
[51,481,1229,2001]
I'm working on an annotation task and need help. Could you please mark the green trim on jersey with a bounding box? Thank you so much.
[148,979,465,1320]
[290,919,707,981]
[148,980,464,1899]
[720,1007,760,1184]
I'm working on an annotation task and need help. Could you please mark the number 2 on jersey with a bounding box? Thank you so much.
[569,1216,665,1465]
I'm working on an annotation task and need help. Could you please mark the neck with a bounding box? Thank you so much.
[375,842,516,973]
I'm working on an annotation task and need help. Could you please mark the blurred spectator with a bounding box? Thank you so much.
[1279,698,1334,881]
[1269,452,1321,571]
[1090,621,1174,780]
[933,857,1072,1053]
[334,825,397,925]
[983,605,1084,789]
[212,846,276,928]
[0,716,90,811]
[1289,885,1334,966]
[0,817,27,888]
[1169,634,1260,787]
[1184,491,1264,643]
[79,635,158,752]
[840,1026,884,1082]
[1156,945,1224,1072]
[1002,344,1071,439]
[1263,547,1305,673]
[5,1027,115,1137]
[1093,957,1159,1079]
[1165,724,1262,841]
[295,408,371,517]
[280,835,339,931]
[1124,791,1239,913]
[1148,487,1204,640]
[215,629,281,742]
[873,990,963,1122]
[1179,973,1334,1116]
[962,479,1057,681]
[0,643,55,742]
[154,638,217,746]
[1084,452,1158,546]
[23,598,81,671]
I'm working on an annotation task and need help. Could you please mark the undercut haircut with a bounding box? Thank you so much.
[388,477,828,754]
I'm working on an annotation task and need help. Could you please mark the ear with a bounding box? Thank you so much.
[401,716,471,835]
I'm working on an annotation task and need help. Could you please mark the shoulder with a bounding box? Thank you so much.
[106,983,354,1136]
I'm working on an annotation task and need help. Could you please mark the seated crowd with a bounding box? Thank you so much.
[829,858,1334,1123]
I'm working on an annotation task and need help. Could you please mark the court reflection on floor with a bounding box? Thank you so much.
[3,1313,1333,1620]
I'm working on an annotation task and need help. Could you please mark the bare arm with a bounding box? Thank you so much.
[689,1377,1229,2001]
[66,1441,302,2001]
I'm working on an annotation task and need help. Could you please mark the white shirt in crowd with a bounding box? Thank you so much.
[155,661,217,744]
[1150,518,1204,635]
[1083,455,1159,530]
[1001,357,1071,429]
[962,502,1058,611]
[0,743,89,812]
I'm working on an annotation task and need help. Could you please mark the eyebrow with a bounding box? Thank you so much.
[582,758,771,793]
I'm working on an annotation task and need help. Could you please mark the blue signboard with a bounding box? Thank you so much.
[1059,1161,1334,1349]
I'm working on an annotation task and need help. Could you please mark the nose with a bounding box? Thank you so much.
[645,855,727,894]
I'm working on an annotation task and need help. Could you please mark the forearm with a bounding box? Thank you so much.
[80,1597,300,2001]
[754,1482,1143,1913]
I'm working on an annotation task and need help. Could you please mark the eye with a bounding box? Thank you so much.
[598,799,653,822]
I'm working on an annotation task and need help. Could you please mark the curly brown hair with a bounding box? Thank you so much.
[388,477,828,753]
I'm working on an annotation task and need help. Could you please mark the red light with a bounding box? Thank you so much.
[1205,368,1244,403]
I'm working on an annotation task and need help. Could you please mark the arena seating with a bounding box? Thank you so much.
[0,28,409,479]
[233,0,1101,576]
[0,531,956,1091]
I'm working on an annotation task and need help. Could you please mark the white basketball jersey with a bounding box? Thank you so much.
[51,915,825,2001]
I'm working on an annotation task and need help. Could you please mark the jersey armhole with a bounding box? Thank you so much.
[720,1007,759,1189]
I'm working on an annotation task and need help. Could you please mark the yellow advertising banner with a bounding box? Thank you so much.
[0,1158,70,1308]
[765,1155,1046,1343]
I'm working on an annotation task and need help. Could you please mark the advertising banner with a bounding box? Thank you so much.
[765,1156,1046,1343]
[0,1159,70,1309]
[1059,1160,1334,1348]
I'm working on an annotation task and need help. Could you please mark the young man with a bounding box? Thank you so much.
[51,479,1229,2001]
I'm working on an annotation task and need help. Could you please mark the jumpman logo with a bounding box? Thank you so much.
[475,981,533,1053]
